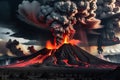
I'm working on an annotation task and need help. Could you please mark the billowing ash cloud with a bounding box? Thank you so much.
[96,0,120,33]
[96,0,119,18]
[0,39,31,57]
[18,0,101,45]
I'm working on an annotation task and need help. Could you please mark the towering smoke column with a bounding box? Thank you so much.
[96,0,120,38]
[74,0,101,46]
[18,0,101,45]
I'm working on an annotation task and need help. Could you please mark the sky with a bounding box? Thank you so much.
[0,24,29,43]
[0,24,43,56]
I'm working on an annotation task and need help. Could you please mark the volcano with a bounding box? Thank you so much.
[2,43,119,69]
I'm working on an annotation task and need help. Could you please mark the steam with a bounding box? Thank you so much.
[18,0,101,45]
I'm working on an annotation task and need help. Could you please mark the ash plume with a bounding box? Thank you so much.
[18,0,101,45]
[6,39,29,56]
[96,0,120,33]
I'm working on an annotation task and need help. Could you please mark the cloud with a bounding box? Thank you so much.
[17,0,101,45]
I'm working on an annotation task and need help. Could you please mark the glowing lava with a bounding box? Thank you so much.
[63,34,80,45]
[46,40,56,49]
[46,35,70,50]
[63,35,69,44]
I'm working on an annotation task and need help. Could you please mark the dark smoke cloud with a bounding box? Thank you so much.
[0,40,8,55]
[96,0,118,19]
[18,0,101,45]
[96,0,120,33]
[0,40,30,56]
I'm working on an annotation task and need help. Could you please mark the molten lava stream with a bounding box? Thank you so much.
[62,59,79,67]
[3,50,53,68]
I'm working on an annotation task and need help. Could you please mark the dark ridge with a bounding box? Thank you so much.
[55,44,120,65]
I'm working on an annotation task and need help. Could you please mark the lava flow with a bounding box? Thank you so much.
[1,36,120,69]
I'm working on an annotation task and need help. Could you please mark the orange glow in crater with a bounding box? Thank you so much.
[46,41,56,49]
[46,34,80,49]
[63,35,80,45]
[63,35,69,44]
